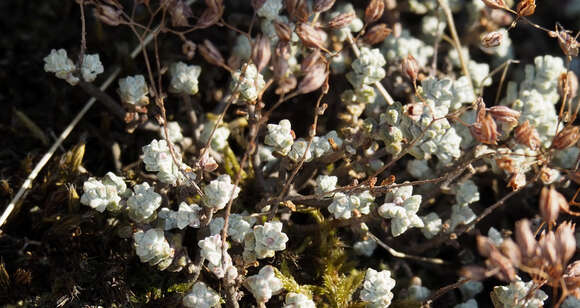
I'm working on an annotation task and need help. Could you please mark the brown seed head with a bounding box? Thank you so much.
[539,186,568,224]
[515,219,538,259]
[286,0,309,23]
[196,0,224,29]
[297,62,327,94]
[516,0,536,17]
[538,231,559,265]
[274,21,293,42]
[555,221,576,265]
[558,71,579,100]
[552,126,580,150]
[168,0,193,27]
[363,23,392,45]
[365,0,385,24]
[487,106,520,125]
[301,49,322,72]
[95,5,123,26]
[500,239,522,266]
[481,31,503,48]
[327,12,356,30]
[252,35,272,72]
[488,249,517,281]
[313,0,335,13]
[273,42,291,79]
[481,0,507,10]
[296,23,326,50]
[514,120,541,150]
[401,54,419,82]
[199,40,225,67]
[470,113,499,145]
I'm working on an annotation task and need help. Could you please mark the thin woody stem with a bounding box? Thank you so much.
[438,0,473,90]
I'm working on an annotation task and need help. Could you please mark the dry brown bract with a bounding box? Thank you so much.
[551,126,580,150]
[481,31,503,48]
[364,0,384,24]
[252,35,272,72]
[514,120,541,150]
[95,4,123,26]
[199,40,225,67]
[487,106,520,125]
[327,12,355,30]
[401,54,419,83]
[196,0,224,29]
[539,186,569,224]
[481,0,507,10]
[470,98,499,145]
[313,0,336,13]
[549,24,580,57]
[517,0,536,17]
[296,23,326,50]
[466,219,579,306]
[363,23,392,45]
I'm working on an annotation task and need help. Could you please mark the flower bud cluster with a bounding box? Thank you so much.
[288,131,343,162]
[360,268,396,307]
[118,75,149,106]
[133,228,174,270]
[209,213,256,243]
[327,3,363,42]
[243,221,289,261]
[202,175,241,210]
[378,76,467,164]
[328,190,374,220]
[158,202,202,230]
[502,55,566,145]
[244,265,284,304]
[127,182,162,223]
[182,282,221,308]
[382,30,434,66]
[354,238,378,256]
[160,121,184,144]
[492,277,548,308]
[231,63,266,102]
[168,62,201,95]
[378,184,423,237]
[199,120,231,151]
[284,292,316,308]
[80,172,130,213]
[447,180,479,231]
[142,139,187,185]
[315,175,338,195]
[44,49,104,86]
[347,47,386,87]
[265,119,294,155]
[198,234,238,282]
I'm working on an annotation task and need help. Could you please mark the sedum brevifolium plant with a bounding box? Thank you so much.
[33,0,580,307]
